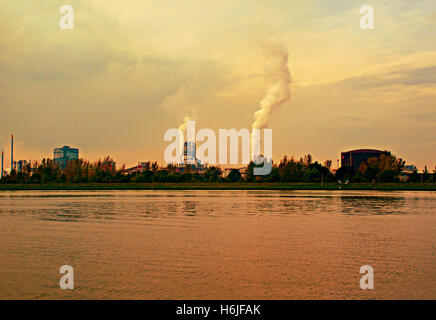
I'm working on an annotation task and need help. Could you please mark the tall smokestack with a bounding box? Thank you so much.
[1,151,3,179]
[11,134,13,172]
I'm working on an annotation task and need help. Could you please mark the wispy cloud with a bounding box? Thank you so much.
[334,65,436,90]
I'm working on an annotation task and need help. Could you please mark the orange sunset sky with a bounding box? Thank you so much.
[1,0,435,170]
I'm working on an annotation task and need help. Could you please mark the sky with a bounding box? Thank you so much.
[1,0,435,170]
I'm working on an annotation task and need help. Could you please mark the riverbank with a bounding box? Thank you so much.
[1,182,436,191]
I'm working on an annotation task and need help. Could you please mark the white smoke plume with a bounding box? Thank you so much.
[161,84,198,133]
[178,114,197,132]
[252,43,291,129]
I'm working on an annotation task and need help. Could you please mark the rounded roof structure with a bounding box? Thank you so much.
[342,149,389,154]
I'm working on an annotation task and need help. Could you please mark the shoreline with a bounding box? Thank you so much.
[1,182,436,191]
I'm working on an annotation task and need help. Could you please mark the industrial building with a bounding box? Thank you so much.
[182,141,197,164]
[17,160,28,173]
[54,145,79,169]
[341,149,391,171]
[174,141,204,172]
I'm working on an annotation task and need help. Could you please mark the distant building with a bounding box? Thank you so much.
[124,165,138,174]
[135,162,149,173]
[341,149,391,171]
[402,165,417,174]
[54,145,79,169]
[182,141,197,164]
[398,165,418,182]
[17,160,28,173]
[173,141,204,172]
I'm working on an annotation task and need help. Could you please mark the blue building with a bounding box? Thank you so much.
[54,145,79,169]
[183,141,196,164]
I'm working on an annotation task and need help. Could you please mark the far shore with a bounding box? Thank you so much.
[0,182,436,191]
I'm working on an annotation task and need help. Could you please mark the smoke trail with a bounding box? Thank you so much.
[252,43,291,129]
[161,84,198,133]
[178,114,197,132]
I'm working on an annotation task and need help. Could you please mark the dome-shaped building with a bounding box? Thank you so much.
[341,149,391,171]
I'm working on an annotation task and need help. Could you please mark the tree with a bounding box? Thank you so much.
[204,166,222,182]
[303,154,312,166]
[151,162,159,174]
[227,169,241,182]
[265,166,280,182]
[358,162,368,175]
[367,154,405,173]
[377,170,398,182]
[335,166,355,181]
[365,165,379,181]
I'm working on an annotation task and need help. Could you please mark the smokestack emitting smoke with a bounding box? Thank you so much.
[178,114,197,133]
[11,134,13,171]
[252,43,291,129]
[178,116,197,164]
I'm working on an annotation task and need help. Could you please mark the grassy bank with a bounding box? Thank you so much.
[0,182,436,191]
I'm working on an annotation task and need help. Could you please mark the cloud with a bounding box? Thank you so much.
[334,65,436,90]
[390,66,436,86]
[1,0,435,169]
[0,0,132,82]
[161,83,198,131]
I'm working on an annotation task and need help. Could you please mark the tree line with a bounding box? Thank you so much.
[1,153,434,184]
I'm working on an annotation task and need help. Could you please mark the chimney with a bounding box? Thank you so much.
[11,134,14,172]
[1,151,3,179]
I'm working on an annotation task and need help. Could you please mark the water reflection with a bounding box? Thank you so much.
[0,190,435,222]
[340,196,407,215]
[0,190,435,299]
[183,201,197,216]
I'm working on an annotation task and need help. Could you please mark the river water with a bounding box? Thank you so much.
[0,190,435,299]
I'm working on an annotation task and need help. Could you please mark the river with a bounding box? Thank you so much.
[0,190,434,299]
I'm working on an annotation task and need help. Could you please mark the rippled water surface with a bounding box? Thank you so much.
[0,190,435,299]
